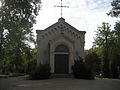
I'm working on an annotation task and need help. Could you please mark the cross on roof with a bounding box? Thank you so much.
[54,0,69,17]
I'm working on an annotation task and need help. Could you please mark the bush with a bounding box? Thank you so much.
[29,64,51,80]
[95,74,103,78]
[9,73,25,77]
[72,57,94,80]
[0,73,25,78]
[0,74,9,78]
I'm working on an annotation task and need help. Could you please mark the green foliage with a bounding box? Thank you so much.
[110,58,119,78]
[0,73,24,78]
[94,22,111,47]
[9,73,25,77]
[72,57,94,80]
[0,74,9,78]
[23,48,37,74]
[108,0,120,17]
[93,22,112,78]
[93,21,120,78]
[24,59,36,74]
[0,0,41,73]
[29,64,51,80]
[0,48,37,73]
[85,51,101,75]
[95,74,103,78]
[108,21,120,78]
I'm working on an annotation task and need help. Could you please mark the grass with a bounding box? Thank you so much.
[0,74,9,78]
[0,73,25,78]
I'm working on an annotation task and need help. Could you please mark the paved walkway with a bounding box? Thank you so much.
[0,76,120,90]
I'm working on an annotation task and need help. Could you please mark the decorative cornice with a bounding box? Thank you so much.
[36,18,86,43]
[36,18,86,34]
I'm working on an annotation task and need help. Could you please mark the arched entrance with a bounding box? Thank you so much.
[54,44,69,74]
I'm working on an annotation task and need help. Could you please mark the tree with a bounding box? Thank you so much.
[72,56,94,79]
[109,21,120,78]
[0,0,41,73]
[85,50,101,75]
[108,0,120,17]
[94,22,112,78]
[107,0,120,78]
[93,22,120,78]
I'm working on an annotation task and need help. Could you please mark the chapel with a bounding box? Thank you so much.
[36,17,86,74]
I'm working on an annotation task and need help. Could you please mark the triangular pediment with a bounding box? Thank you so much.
[36,18,86,43]
[50,34,74,44]
[46,18,85,34]
[36,18,86,35]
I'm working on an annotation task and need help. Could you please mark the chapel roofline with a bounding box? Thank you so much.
[36,18,86,35]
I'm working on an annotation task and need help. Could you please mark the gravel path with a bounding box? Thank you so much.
[0,76,120,90]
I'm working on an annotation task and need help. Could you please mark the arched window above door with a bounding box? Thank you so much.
[55,44,69,52]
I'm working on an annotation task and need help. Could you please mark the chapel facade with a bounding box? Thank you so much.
[36,17,86,74]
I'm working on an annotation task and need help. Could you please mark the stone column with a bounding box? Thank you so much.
[50,51,54,73]
[69,52,74,73]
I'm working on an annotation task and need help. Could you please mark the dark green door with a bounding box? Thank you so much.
[55,54,69,74]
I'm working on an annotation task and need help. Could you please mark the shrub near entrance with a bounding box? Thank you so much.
[30,64,51,80]
[72,57,94,80]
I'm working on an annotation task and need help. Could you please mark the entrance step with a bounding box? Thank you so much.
[51,74,74,78]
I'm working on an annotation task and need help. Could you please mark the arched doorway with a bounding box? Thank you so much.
[54,44,69,74]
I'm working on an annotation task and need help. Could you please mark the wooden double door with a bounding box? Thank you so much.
[55,54,69,74]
